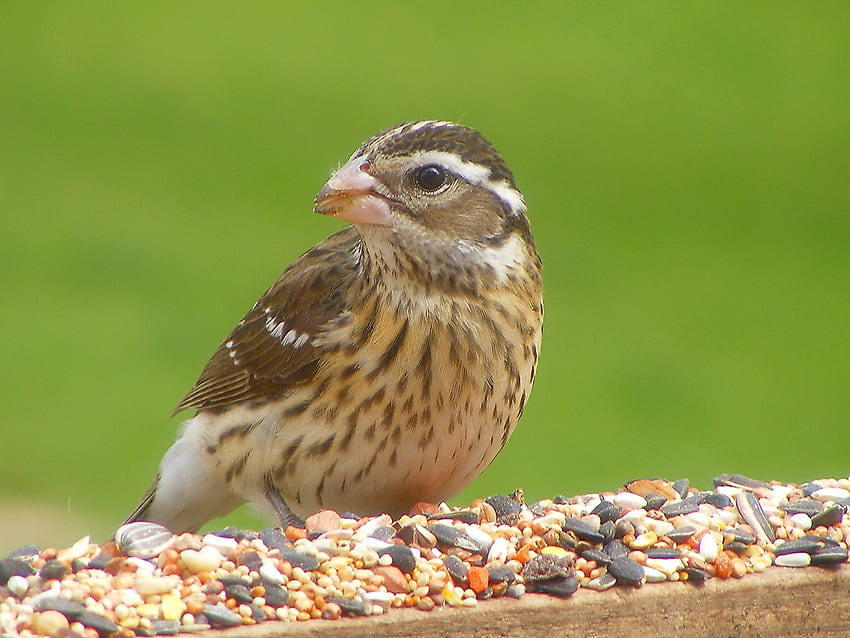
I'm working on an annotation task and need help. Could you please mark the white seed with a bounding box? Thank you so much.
[465,525,494,550]
[614,493,647,510]
[259,562,285,585]
[774,552,811,568]
[645,558,684,576]
[487,537,510,563]
[685,512,710,528]
[699,533,719,562]
[181,546,222,573]
[643,566,668,583]
[363,591,395,608]
[811,487,850,502]
[7,575,28,597]
[202,534,239,556]
[644,519,674,537]
[790,513,813,530]
[134,575,181,596]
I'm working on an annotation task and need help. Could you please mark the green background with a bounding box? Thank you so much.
[1,2,847,553]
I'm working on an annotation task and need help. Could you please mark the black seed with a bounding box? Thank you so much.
[0,558,34,585]
[661,497,700,518]
[497,512,521,526]
[326,596,370,616]
[681,567,711,584]
[238,550,263,572]
[581,548,612,567]
[599,520,616,543]
[261,583,289,607]
[609,556,645,586]
[86,555,111,571]
[369,526,396,541]
[7,545,40,561]
[604,539,629,561]
[553,495,569,505]
[505,584,526,598]
[39,559,69,581]
[646,548,683,559]
[810,546,849,566]
[531,575,579,597]
[522,555,574,583]
[259,528,288,552]
[378,545,416,573]
[672,479,690,498]
[395,523,436,548]
[614,520,635,539]
[34,597,86,619]
[152,620,181,635]
[725,541,748,555]
[224,583,254,605]
[799,483,821,497]
[210,527,257,541]
[545,529,577,551]
[529,502,547,517]
[703,493,733,508]
[279,546,319,571]
[203,604,242,628]
[811,504,846,528]
[591,501,622,524]
[562,518,604,544]
[249,604,266,622]
[477,586,494,600]
[428,510,480,525]
[780,499,823,516]
[665,526,698,542]
[428,524,482,552]
[713,473,769,490]
[78,610,120,635]
[735,492,775,544]
[724,528,756,545]
[488,566,515,585]
[774,536,827,555]
[485,495,523,519]
[218,575,251,587]
[71,558,89,572]
[444,555,468,584]
[644,494,668,511]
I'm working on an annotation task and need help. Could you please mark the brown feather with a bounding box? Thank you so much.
[174,228,359,413]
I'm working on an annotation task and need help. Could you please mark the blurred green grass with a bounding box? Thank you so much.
[1,2,847,552]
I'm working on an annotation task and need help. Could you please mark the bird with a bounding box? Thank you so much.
[120,120,543,533]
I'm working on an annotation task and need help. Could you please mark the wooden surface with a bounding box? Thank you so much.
[192,565,850,638]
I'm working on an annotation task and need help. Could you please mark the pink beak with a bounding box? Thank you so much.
[313,157,393,227]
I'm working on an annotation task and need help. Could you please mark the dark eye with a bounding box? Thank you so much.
[414,164,448,192]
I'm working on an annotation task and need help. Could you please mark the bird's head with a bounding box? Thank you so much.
[314,120,538,292]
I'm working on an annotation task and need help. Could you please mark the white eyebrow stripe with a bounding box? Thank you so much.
[411,150,526,214]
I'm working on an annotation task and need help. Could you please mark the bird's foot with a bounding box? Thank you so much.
[265,485,305,529]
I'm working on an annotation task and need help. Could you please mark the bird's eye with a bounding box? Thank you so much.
[414,165,448,192]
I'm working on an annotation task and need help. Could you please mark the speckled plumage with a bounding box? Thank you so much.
[122,121,543,533]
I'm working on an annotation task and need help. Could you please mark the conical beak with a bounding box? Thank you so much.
[313,157,393,227]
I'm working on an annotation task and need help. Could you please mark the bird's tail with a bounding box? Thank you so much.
[108,475,161,542]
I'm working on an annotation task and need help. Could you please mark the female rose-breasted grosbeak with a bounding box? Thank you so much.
[122,121,543,532]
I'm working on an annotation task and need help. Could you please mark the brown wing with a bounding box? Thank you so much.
[174,227,359,413]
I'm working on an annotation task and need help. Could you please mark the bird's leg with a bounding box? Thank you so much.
[265,484,304,529]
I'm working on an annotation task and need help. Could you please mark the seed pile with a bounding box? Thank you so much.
[2,474,848,637]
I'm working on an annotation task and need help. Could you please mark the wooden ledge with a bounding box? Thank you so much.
[196,565,849,638]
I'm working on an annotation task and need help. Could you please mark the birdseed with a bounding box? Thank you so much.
[1,474,849,636]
